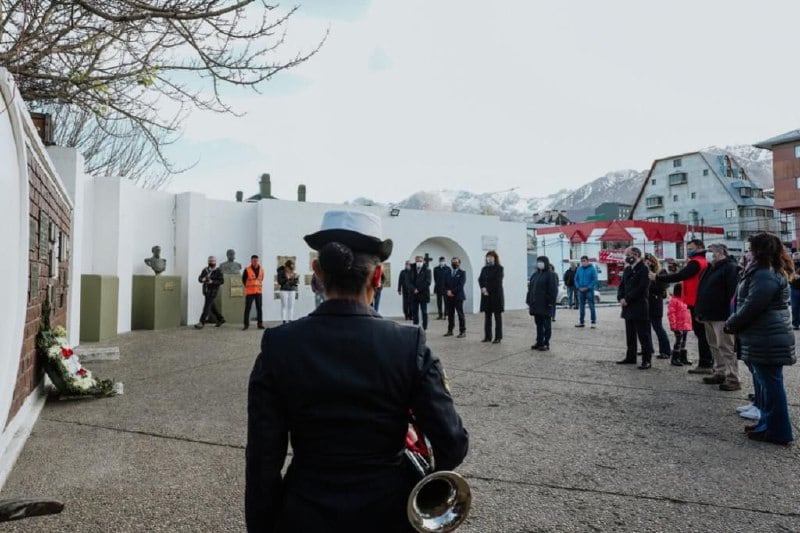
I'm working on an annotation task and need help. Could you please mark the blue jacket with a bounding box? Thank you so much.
[444,268,466,302]
[574,265,597,290]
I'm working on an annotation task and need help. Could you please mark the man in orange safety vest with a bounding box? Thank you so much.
[242,255,265,330]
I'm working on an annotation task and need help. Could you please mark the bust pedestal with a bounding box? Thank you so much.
[215,274,245,323]
[131,275,182,330]
[80,275,119,342]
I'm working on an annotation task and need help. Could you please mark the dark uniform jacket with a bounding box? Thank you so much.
[246,299,468,533]
[695,257,740,322]
[444,268,467,302]
[617,261,649,320]
[647,275,668,319]
[726,265,796,366]
[478,264,504,313]
[198,267,224,298]
[433,264,449,296]
[563,268,576,288]
[526,270,558,317]
[398,268,411,295]
[406,264,432,303]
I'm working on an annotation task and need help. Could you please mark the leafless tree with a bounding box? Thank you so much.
[0,0,323,188]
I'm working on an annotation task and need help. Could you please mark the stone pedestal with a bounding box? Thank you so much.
[80,275,119,342]
[131,275,181,330]
[214,274,246,323]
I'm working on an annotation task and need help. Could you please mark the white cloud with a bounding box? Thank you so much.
[168,0,800,204]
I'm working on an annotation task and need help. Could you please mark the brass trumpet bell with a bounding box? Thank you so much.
[407,470,471,533]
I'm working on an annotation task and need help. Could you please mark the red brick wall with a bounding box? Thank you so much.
[6,149,71,424]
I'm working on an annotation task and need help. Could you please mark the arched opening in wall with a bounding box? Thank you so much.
[410,237,474,314]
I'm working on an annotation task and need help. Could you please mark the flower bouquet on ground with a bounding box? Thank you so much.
[39,325,117,398]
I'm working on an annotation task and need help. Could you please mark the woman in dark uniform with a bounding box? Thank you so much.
[246,210,469,532]
[478,250,505,343]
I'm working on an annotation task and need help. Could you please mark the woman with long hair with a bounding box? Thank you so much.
[643,253,672,359]
[725,233,795,446]
[478,250,504,344]
[277,259,299,323]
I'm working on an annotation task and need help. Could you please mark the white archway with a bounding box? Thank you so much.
[410,236,474,313]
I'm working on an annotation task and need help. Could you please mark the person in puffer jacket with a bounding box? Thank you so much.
[725,232,796,446]
[667,283,693,367]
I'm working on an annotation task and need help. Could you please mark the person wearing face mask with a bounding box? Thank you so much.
[405,255,432,330]
[478,250,504,343]
[195,255,225,329]
[655,239,712,371]
[443,257,467,338]
[397,260,413,320]
[642,253,672,359]
[617,247,654,369]
[526,256,558,351]
[433,256,449,320]
[694,243,741,390]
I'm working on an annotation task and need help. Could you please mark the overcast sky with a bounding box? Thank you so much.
[165,0,800,204]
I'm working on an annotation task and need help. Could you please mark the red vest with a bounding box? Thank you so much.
[682,254,708,307]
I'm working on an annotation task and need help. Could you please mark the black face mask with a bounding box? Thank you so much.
[451,263,459,269]
[208,263,216,269]
[625,256,636,265]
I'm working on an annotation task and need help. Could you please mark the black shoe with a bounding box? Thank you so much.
[616,358,637,364]
[492,339,501,344]
[656,353,670,359]
[531,344,542,350]
[456,332,466,338]
[257,323,265,330]
[481,338,492,342]
[679,349,693,365]
[216,319,226,327]
[242,326,249,331]
[444,331,454,337]
[194,323,204,329]
[638,361,652,369]
[575,323,585,328]
[540,345,550,351]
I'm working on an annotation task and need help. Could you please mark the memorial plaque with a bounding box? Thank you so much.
[230,286,244,297]
[49,221,57,242]
[39,214,49,258]
[59,233,68,261]
[481,235,498,251]
[382,262,392,288]
[29,263,40,298]
[29,219,38,252]
[163,281,176,291]
[304,274,313,286]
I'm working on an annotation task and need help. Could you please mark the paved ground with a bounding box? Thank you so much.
[2,306,800,532]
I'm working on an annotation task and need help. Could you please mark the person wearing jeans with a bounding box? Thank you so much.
[574,255,597,328]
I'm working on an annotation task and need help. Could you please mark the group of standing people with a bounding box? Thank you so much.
[613,236,795,446]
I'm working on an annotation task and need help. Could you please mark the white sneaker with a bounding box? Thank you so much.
[739,406,761,421]
[736,403,754,413]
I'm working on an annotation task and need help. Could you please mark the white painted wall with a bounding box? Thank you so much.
[0,69,29,432]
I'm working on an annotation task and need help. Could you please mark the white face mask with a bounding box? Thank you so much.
[439,261,446,267]
[416,261,423,268]
[537,261,545,270]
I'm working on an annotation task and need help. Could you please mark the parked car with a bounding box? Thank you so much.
[557,282,602,306]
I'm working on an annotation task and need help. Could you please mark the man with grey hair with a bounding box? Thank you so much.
[617,246,654,368]
[694,243,740,389]
[195,255,225,329]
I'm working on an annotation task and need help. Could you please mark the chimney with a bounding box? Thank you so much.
[297,184,306,202]
[235,191,243,202]
[259,173,271,199]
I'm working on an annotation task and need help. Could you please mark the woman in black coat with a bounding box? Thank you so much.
[725,233,796,446]
[527,256,558,351]
[478,250,504,344]
[617,247,654,369]
[644,254,671,358]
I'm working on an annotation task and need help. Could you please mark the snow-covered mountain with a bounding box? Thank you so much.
[350,144,774,222]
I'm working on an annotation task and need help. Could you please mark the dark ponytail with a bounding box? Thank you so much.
[319,242,380,294]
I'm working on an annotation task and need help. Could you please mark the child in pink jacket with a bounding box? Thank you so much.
[667,283,693,367]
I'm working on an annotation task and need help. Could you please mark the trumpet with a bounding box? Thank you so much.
[405,421,471,532]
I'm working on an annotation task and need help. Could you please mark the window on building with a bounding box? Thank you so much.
[752,189,764,198]
[673,158,682,168]
[724,155,733,177]
[795,145,800,158]
[725,209,737,218]
[726,230,739,240]
[676,242,685,260]
[741,208,754,217]
[739,187,751,198]
[645,196,663,208]
[669,172,688,186]
[651,179,656,185]
[672,194,678,202]
[671,212,679,223]
[691,192,696,199]
[766,208,774,218]
[703,169,709,176]
[796,177,800,189]
[781,221,790,234]
[755,208,766,217]
[646,216,664,223]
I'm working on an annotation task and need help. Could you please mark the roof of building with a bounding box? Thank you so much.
[753,129,800,150]
[536,220,723,243]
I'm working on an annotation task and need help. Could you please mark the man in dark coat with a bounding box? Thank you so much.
[405,255,432,330]
[246,210,469,532]
[617,247,654,369]
[397,261,412,320]
[443,257,467,338]
[527,256,558,350]
[695,243,741,389]
[478,251,504,343]
[433,256,449,320]
[563,263,577,309]
[195,255,225,328]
